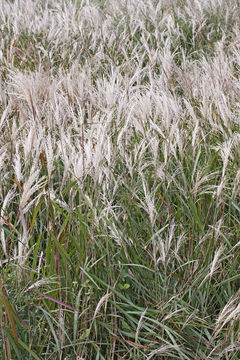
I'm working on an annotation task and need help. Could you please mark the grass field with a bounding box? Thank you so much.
[1,0,240,358]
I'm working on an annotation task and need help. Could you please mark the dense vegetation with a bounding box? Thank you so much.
[1,0,240,358]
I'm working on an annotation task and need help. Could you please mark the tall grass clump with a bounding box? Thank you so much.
[1,0,240,358]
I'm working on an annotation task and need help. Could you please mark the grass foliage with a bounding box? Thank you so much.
[1,0,240,358]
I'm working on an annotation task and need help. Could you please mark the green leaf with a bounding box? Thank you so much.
[119,283,130,290]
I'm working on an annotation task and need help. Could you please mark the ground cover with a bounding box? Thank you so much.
[1,0,240,358]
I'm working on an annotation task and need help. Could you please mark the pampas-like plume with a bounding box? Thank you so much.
[19,163,45,212]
